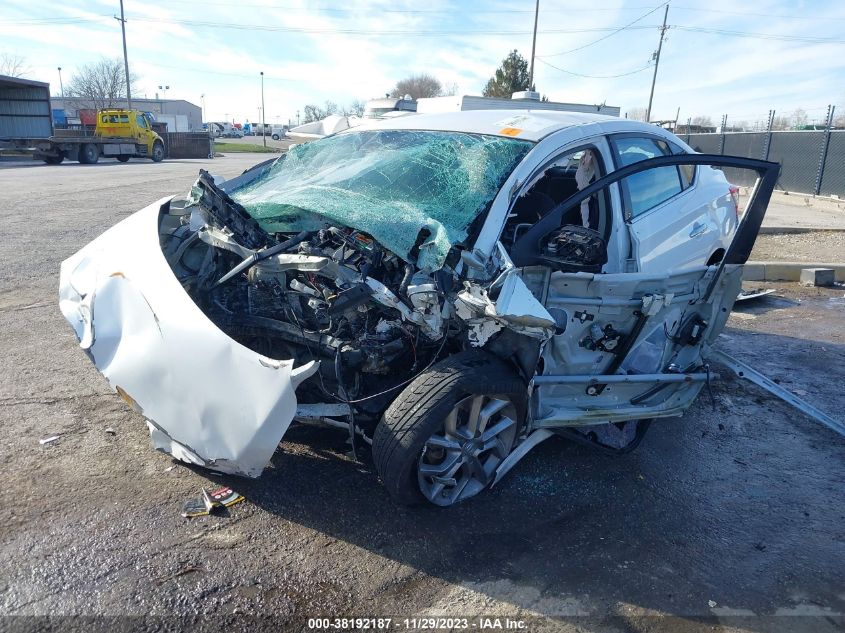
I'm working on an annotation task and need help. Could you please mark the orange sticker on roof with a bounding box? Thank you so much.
[499,127,522,136]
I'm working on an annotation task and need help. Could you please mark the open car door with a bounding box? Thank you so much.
[509,154,779,432]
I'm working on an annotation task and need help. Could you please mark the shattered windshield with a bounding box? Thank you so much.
[230,130,533,270]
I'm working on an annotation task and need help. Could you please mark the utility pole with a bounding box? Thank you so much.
[57,67,65,110]
[116,0,132,109]
[528,0,540,90]
[645,3,669,123]
[260,71,266,148]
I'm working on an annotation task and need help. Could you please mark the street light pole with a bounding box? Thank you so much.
[201,94,206,123]
[528,0,540,90]
[117,0,132,109]
[260,71,266,148]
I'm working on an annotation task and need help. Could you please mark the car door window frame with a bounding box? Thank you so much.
[510,153,779,296]
[609,133,696,221]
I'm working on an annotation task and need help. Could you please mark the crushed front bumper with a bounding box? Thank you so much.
[58,198,317,477]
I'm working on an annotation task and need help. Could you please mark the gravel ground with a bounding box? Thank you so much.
[750,230,845,262]
[1,157,843,633]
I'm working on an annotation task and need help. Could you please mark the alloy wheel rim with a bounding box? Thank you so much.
[417,394,517,506]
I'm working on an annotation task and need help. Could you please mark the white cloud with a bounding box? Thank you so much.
[2,0,843,124]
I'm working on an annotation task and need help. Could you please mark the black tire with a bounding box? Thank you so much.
[78,143,99,164]
[272,134,280,140]
[151,141,164,162]
[43,154,64,165]
[116,155,130,163]
[373,350,526,506]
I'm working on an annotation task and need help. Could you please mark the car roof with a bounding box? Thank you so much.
[352,109,652,142]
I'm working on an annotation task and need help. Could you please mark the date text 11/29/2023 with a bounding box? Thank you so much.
[307,617,528,630]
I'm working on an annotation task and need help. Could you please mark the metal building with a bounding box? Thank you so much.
[0,75,53,139]
[53,96,203,131]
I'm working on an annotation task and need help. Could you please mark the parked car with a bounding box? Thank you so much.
[58,110,777,506]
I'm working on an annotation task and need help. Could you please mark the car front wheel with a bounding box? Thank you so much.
[373,351,525,507]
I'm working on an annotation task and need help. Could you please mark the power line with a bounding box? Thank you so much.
[670,5,845,22]
[538,3,667,58]
[536,57,653,79]
[4,15,844,44]
[0,14,658,35]
[671,25,845,44]
[149,1,665,14]
[119,16,663,36]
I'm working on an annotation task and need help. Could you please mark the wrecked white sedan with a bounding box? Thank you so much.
[59,110,778,506]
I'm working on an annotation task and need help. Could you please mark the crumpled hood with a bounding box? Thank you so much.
[58,197,317,477]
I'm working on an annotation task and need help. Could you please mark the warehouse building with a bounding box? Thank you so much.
[51,96,202,131]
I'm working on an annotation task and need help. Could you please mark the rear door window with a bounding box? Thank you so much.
[611,137,683,218]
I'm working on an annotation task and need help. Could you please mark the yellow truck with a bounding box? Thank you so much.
[1,109,165,164]
[80,109,166,163]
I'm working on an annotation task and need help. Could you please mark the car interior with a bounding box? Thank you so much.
[503,147,612,270]
[504,148,611,239]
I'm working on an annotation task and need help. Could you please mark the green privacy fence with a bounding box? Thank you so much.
[683,129,845,197]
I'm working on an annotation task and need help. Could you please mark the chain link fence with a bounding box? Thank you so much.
[683,129,845,197]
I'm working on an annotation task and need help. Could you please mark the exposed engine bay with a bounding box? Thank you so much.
[160,171,553,432]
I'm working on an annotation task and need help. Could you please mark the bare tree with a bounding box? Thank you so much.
[0,53,30,78]
[690,115,714,127]
[771,115,790,130]
[390,73,443,99]
[626,107,648,121]
[343,99,366,117]
[66,58,139,111]
[790,108,808,128]
[302,101,339,123]
[441,82,459,97]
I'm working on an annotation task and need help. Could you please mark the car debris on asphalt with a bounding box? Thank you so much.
[181,486,245,518]
[735,288,777,301]
[39,435,60,445]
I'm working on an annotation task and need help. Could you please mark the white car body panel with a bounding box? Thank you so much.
[58,198,318,477]
[629,167,737,273]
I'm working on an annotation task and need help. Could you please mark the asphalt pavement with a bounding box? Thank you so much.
[0,155,843,632]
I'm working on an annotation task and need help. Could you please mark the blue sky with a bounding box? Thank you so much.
[2,0,844,126]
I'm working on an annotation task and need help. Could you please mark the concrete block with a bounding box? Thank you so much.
[800,268,835,287]
[764,263,800,281]
[741,263,765,281]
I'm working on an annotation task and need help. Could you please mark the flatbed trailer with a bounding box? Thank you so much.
[1,75,165,164]
[1,135,156,164]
